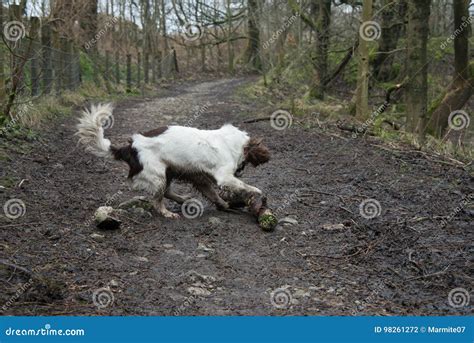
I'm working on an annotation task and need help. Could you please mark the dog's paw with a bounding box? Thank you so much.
[161,210,180,219]
[249,186,262,195]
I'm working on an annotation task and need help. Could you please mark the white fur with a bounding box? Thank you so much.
[76,103,114,159]
[131,124,261,195]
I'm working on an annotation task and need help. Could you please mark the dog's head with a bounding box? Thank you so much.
[244,137,270,167]
[234,137,270,177]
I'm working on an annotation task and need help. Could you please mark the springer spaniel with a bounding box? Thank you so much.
[76,104,270,218]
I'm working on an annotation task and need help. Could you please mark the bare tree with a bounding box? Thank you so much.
[355,0,372,119]
[405,0,431,138]
[245,0,262,70]
[428,0,472,137]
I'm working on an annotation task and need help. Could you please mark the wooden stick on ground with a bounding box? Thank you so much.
[219,189,278,231]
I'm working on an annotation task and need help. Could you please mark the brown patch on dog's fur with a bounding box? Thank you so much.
[166,166,228,209]
[166,166,217,185]
[141,126,168,137]
[244,137,270,167]
[111,145,143,178]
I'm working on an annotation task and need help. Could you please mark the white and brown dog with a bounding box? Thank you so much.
[76,104,270,218]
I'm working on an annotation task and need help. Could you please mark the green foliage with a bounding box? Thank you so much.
[79,52,96,83]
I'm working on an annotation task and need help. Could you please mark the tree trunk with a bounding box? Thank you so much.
[226,0,235,74]
[245,0,262,71]
[355,0,372,119]
[80,0,100,86]
[373,0,407,81]
[309,0,331,100]
[0,3,5,110]
[160,0,169,53]
[427,0,472,137]
[405,0,431,138]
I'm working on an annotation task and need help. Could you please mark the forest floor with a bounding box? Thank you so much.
[0,77,472,315]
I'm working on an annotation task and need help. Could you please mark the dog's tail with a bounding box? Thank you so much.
[76,103,115,159]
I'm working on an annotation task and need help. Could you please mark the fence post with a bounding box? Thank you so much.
[151,55,156,84]
[115,51,120,84]
[157,51,162,79]
[66,39,76,90]
[137,52,141,87]
[73,45,81,89]
[29,17,41,96]
[105,50,110,75]
[126,54,132,92]
[144,52,149,84]
[58,37,69,92]
[68,40,80,90]
[41,23,53,94]
[103,50,112,93]
[172,47,179,74]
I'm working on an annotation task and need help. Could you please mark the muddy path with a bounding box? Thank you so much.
[0,78,472,315]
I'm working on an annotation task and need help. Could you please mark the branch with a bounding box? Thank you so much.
[287,0,316,30]
[324,37,359,86]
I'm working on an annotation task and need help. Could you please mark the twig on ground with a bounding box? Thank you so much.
[242,116,272,124]
[0,259,34,277]
[407,265,451,281]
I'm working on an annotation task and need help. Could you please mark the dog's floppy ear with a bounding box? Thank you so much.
[245,137,270,167]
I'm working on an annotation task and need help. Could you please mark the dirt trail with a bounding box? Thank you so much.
[0,78,472,315]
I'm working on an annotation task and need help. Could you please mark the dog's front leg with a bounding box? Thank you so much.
[194,182,229,211]
[215,170,262,196]
[165,188,191,204]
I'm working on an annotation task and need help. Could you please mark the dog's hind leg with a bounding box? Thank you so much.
[136,163,180,219]
[165,188,191,204]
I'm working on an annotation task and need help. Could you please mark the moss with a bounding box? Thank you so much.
[258,213,278,231]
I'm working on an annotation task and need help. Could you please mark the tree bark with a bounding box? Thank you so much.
[0,3,5,111]
[309,0,331,100]
[372,0,407,81]
[245,0,262,71]
[427,0,472,137]
[355,0,372,119]
[405,0,431,138]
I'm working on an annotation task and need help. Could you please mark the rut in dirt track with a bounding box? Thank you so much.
[0,77,472,315]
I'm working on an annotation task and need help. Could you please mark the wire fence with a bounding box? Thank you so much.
[0,6,179,113]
